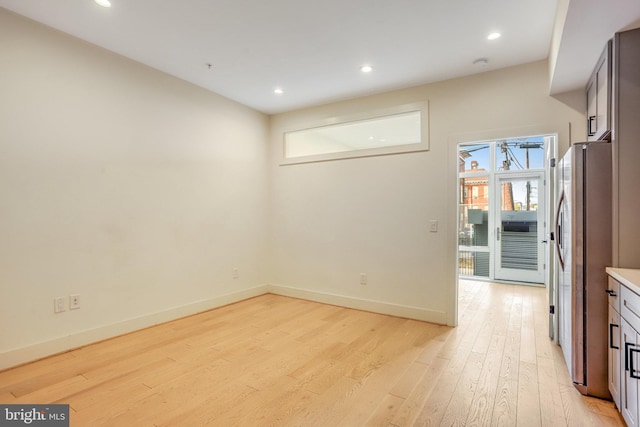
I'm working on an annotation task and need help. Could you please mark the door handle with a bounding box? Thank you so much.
[610,323,619,349]
[631,347,640,379]
[496,227,501,241]
[626,342,633,371]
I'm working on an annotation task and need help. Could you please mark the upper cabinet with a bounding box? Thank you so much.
[586,40,612,141]
[611,28,640,269]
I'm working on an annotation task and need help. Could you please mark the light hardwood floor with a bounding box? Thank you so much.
[0,280,625,426]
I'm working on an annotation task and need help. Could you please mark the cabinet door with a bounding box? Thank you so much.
[586,41,612,141]
[595,49,610,139]
[621,317,639,427]
[587,77,597,140]
[609,304,621,408]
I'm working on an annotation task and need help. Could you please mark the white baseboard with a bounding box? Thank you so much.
[0,285,269,371]
[267,284,447,324]
[1,283,445,371]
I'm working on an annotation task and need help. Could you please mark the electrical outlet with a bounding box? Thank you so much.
[360,273,367,285]
[70,294,80,310]
[54,297,66,313]
[233,268,239,279]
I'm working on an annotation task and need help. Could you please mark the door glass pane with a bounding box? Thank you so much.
[459,177,489,247]
[458,250,490,277]
[500,178,539,271]
[459,143,490,173]
[458,142,491,278]
[496,138,545,171]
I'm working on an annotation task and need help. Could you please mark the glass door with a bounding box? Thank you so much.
[458,136,553,285]
[494,173,545,283]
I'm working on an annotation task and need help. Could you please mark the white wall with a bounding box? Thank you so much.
[268,60,586,326]
[0,10,269,368]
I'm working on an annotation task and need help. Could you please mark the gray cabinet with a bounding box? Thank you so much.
[586,41,611,141]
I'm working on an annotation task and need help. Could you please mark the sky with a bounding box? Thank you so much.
[460,137,546,172]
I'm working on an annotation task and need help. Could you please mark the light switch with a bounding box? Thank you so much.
[429,220,438,232]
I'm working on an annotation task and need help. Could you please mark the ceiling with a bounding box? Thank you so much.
[1,0,639,115]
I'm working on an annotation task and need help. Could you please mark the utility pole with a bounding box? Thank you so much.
[500,141,514,211]
[519,142,542,211]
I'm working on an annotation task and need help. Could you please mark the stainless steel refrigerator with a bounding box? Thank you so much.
[556,141,612,399]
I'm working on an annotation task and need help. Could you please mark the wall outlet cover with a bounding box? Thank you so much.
[70,294,80,310]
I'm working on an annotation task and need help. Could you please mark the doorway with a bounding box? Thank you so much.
[457,136,553,285]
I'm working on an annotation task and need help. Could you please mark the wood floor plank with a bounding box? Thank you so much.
[412,335,481,425]
[365,393,405,426]
[520,293,538,365]
[12,374,89,405]
[465,334,506,427]
[389,361,430,399]
[558,383,603,427]
[0,392,16,403]
[389,356,448,426]
[337,358,421,426]
[532,290,554,360]
[490,294,523,427]
[492,377,519,427]
[516,361,541,426]
[414,327,449,365]
[1,354,85,398]
[439,351,486,426]
[537,355,567,426]
[285,374,360,426]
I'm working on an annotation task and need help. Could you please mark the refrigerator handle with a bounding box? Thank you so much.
[555,191,566,271]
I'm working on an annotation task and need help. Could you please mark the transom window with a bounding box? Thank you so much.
[282,102,429,165]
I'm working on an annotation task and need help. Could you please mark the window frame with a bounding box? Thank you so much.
[281,101,429,165]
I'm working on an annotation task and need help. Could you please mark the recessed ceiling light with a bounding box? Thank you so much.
[487,32,501,40]
[94,0,111,7]
[360,65,373,73]
[273,88,284,95]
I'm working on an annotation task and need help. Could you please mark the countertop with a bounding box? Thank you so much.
[607,267,640,295]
